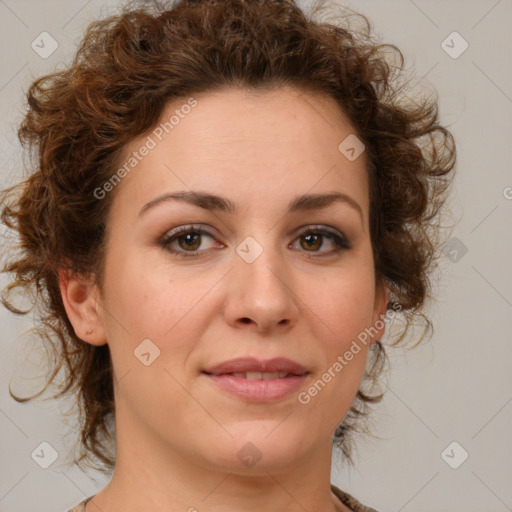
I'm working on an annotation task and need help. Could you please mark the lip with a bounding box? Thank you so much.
[202,357,310,403]
[203,373,309,402]
[202,356,308,375]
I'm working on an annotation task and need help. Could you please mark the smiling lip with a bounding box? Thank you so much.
[202,357,309,402]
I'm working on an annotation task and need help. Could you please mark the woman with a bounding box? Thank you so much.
[0,0,456,510]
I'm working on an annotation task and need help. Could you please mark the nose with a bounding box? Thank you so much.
[223,239,300,334]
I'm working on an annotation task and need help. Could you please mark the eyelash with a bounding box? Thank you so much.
[159,224,352,259]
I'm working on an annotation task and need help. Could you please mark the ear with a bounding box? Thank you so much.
[58,267,107,346]
[369,280,390,345]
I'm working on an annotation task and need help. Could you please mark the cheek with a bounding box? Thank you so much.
[300,265,376,402]
[298,270,375,419]
[100,255,214,374]
[101,248,184,331]
[306,266,376,343]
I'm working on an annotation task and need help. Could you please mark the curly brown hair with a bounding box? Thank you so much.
[0,0,456,473]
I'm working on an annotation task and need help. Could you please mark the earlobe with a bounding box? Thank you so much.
[58,268,107,346]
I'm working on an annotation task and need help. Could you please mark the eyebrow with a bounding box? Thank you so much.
[138,190,364,225]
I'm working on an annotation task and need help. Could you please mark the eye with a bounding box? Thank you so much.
[159,225,222,258]
[290,226,351,257]
[159,224,351,259]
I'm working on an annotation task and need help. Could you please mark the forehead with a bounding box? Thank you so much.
[158,85,357,162]
[111,86,369,220]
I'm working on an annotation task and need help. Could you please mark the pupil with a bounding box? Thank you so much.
[304,233,320,250]
[181,233,199,250]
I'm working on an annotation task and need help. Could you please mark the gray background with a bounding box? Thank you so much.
[1,1,511,511]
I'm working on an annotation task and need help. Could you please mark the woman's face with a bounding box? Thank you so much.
[70,86,388,474]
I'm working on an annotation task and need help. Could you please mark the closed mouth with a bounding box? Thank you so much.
[203,371,306,380]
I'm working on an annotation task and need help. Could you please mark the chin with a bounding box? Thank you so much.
[203,424,313,473]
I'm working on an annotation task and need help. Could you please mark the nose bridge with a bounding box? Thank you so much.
[226,231,299,331]
[235,233,287,299]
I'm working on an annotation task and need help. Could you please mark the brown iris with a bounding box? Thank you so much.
[300,232,322,251]
[178,233,201,251]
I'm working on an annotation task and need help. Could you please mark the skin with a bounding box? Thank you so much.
[60,85,388,512]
